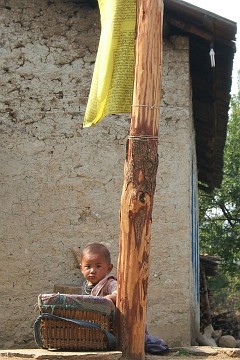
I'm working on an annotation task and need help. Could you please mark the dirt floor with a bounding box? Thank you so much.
[146,350,240,360]
[0,356,236,360]
[0,356,234,360]
[0,355,237,360]
[0,347,240,360]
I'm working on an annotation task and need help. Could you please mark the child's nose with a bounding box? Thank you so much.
[90,267,96,273]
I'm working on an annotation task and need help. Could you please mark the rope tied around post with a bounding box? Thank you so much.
[128,135,159,142]
[131,104,160,110]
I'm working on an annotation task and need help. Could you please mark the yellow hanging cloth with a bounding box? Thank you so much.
[83,0,136,127]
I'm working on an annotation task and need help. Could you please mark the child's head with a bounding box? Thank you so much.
[80,243,113,285]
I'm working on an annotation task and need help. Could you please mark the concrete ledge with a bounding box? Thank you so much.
[171,346,240,357]
[0,349,122,360]
[1,347,240,359]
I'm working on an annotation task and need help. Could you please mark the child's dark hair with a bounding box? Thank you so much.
[81,243,112,264]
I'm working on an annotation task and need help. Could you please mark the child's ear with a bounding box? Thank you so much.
[108,263,113,273]
[79,263,83,272]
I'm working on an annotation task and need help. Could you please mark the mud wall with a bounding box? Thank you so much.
[0,0,199,348]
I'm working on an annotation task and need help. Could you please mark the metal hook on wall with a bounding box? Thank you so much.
[209,42,215,67]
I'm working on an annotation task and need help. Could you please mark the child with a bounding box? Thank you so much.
[79,242,117,304]
[78,242,169,355]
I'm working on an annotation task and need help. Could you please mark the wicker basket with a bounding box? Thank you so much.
[34,293,116,351]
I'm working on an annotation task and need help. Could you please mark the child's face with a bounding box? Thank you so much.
[80,252,113,285]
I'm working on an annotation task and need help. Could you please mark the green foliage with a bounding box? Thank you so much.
[199,92,240,310]
[174,349,192,356]
[208,274,240,313]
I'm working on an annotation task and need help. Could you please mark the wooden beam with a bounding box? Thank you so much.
[165,15,213,41]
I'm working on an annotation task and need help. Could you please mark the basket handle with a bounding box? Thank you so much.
[34,313,116,350]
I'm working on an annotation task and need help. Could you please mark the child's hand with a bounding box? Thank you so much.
[105,293,117,304]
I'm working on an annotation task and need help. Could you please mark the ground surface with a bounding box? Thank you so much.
[0,347,240,360]
[0,356,237,360]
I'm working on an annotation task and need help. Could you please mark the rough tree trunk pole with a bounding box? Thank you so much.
[116,1,163,359]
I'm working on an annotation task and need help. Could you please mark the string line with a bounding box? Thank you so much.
[128,135,158,141]
[131,104,160,110]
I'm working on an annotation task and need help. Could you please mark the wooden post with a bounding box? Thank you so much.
[116,0,163,359]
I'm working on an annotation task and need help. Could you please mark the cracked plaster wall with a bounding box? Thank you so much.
[0,0,199,349]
